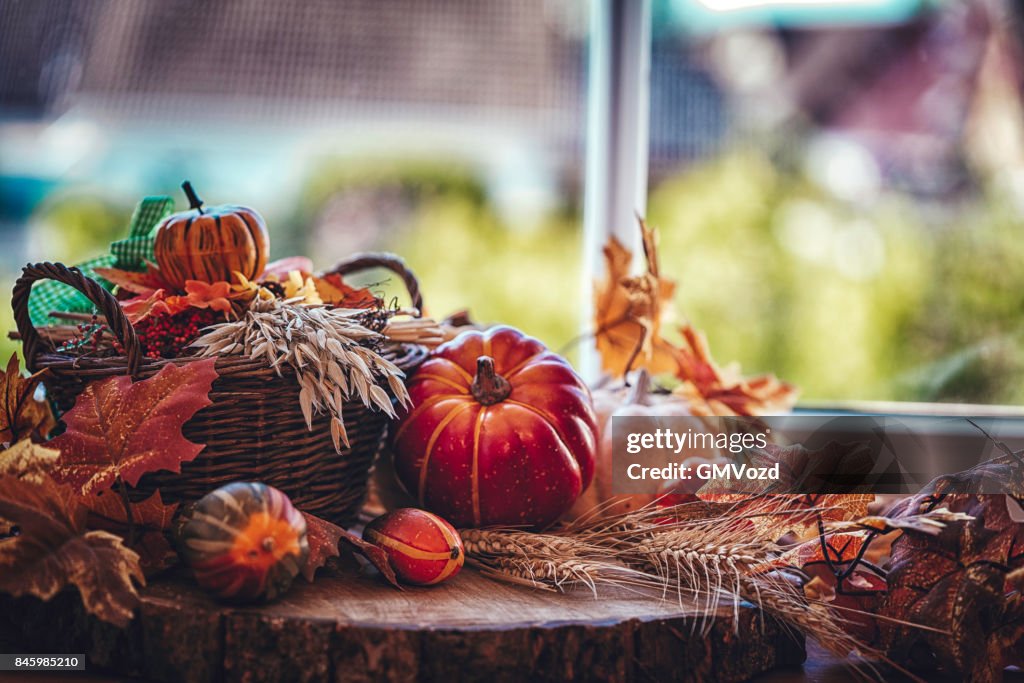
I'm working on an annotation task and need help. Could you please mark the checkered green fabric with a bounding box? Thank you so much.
[26,255,116,327]
[26,195,175,327]
[110,196,175,269]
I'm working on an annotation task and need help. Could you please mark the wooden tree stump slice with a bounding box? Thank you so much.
[1,569,805,682]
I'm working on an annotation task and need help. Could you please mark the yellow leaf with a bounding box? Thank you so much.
[673,325,798,417]
[593,220,678,378]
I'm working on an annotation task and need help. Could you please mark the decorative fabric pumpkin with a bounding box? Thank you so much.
[566,370,719,521]
[175,482,308,602]
[363,508,464,586]
[391,326,598,528]
[154,181,270,289]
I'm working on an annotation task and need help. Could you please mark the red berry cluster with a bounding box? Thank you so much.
[57,314,107,354]
[114,308,223,360]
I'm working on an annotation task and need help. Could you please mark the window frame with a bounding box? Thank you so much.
[582,0,1024,417]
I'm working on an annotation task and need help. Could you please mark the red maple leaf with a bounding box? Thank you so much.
[84,490,180,574]
[49,360,218,495]
[299,511,400,588]
[880,492,1024,678]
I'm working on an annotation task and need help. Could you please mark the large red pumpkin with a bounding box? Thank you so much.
[391,326,597,528]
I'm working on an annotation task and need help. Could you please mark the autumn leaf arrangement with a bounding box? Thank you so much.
[592,218,797,416]
[1,184,447,627]
[44,256,388,361]
[43,251,439,455]
[21,183,445,455]
[0,355,400,628]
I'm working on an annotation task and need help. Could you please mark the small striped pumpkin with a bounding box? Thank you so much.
[175,482,309,602]
[363,508,464,586]
[154,181,270,289]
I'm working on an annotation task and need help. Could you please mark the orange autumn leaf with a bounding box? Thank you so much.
[696,442,874,537]
[673,324,798,417]
[183,280,233,313]
[756,532,868,573]
[119,288,190,324]
[49,360,218,495]
[593,220,678,378]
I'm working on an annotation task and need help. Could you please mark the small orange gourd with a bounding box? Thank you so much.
[363,508,464,586]
[175,482,308,602]
[154,181,270,289]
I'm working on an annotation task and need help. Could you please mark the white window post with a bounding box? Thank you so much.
[581,0,652,382]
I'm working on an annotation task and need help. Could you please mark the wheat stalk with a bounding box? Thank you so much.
[461,528,660,595]
[192,297,411,451]
[462,501,883,662]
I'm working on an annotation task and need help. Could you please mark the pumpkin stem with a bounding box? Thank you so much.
[626,369,654,406]
[450,545,461,560]
[181,180,205,214]
[471,356,511,405]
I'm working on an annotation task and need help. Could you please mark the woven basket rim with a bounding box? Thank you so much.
[29,340,428,375]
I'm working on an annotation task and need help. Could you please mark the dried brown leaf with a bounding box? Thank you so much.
[0,474,144,627]
[0,354,57,444]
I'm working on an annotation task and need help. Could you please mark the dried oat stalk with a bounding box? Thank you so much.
[192,297,411,451]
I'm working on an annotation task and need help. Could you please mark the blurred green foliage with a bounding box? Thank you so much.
[290,159,583,358]
[4,149,1024,405]
[29,193,131,264]
[0,192,130,365]
[647,149,1024,404]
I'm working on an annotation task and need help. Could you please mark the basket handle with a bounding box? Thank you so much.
[12,262,141,375]
[321,252,424,317]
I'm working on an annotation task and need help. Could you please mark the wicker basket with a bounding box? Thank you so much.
[12,254,428,527]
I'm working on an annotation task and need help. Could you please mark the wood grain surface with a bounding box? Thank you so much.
[0,568,804,683]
